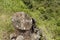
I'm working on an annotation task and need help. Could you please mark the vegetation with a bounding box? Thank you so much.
[0,0,60,40]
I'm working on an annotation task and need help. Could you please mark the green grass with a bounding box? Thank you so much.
[0,0,60,40]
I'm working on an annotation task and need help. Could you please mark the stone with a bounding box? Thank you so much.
[10,12,42,40]
[31,33,40,40]
[10,33,17,40]
[12,12,32,30]
[31,27,41,40]
[16,35,24,40]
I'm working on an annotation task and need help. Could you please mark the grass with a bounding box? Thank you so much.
[0,0,60,40]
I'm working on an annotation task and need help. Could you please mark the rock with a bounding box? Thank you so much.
[12,12,32,30]
[31,33,41,40]
[31,27,41,40]
[10,33,17,40]
[10,12,42,40]
[16,35,24,40]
